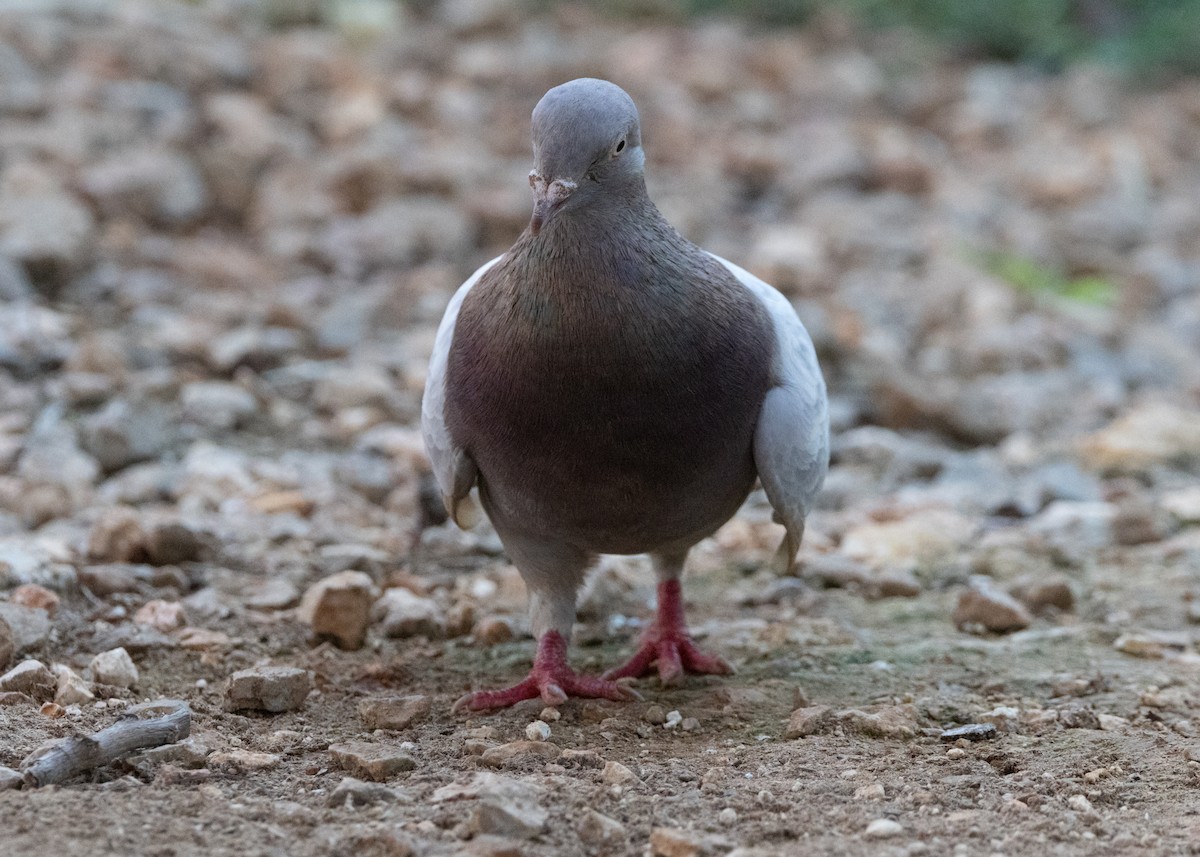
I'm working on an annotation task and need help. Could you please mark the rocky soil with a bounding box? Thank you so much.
[1,1,1200,855]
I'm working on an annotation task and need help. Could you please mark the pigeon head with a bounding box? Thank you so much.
[527,78,644,235]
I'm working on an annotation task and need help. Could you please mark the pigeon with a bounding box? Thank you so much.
[422,78,828,711]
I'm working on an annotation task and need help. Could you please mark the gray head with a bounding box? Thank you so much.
[527,78,645,235]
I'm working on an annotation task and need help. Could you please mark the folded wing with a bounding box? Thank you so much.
[709,254,829,572]
[420,256,502,528]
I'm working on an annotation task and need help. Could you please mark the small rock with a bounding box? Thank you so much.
[0,764,23,789]
[1010,578,1074,614]
[297,570,377,649]
[129,738,211,771]
[525,720,551,742]
[1098,713,1129,731]
[1079,402,1200,474]
[1114,632,1186,659]
[89,647,138,688]
[855,783,886,800]
[939,723,997,742]
[0,618,11,669]
[244,578,300,611]
[1067,794,1094,814]
[981,706,1020,733]
[0,691,35,707]
[954,577,1032,634]
[358,694,430,730]
[0,603,55,652]
[249,490,314,516]
[0,659,55,700]
[642,704,667,725]
[177,627,232,651]
[134,599,187,631]
[78,564,140,596]
[223,666,312,712]
[785,705,835,738]
[717,807,738,826]
[53,664,94,705]
[327,776,402,807]
[181,381,258,430]
[329,741,417,781]
[839,705,919,739]
[576,809,626,847]
[87,507,148,562]
[1163,487,1200,524]
[208,750,281,772]
[480,740,561,768]
[144,521,206,565]
[864,818,903,839]
[473,616,514,645]
[469,791,548,840]
[374,587,444,638]
[1057,703,1101,730]
[10,584,59,616]
[649,827,713,857]
[601,760,640,785]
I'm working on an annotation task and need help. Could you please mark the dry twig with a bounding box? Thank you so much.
[20,698,192,787]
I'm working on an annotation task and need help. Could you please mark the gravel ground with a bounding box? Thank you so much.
[2,2,1200,855]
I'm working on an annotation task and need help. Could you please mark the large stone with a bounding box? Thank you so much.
[297,570,376,649]
[224,666,313,712]
[0,659,54,699]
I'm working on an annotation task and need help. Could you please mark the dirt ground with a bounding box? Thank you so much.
[2,1,1200,855]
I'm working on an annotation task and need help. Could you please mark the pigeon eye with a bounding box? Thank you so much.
[613,138,626,156]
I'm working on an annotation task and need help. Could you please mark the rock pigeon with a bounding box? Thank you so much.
[422,78,828,711]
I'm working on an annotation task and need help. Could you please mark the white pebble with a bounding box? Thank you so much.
[539,707,561,722]
[718,807,738,826]
[1068,794,1094,813]
[664,709,683,729]
[865,818,903,839]
[525,720,552,741]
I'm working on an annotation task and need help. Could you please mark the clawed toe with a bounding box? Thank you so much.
[452,630,641,713]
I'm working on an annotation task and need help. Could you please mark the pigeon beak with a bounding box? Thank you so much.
[529,172,576,236]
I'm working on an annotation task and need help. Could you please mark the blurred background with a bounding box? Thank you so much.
[0,0,1197,590]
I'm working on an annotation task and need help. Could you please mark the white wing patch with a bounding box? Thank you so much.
[709,253,830,572]
[420,256,503,528]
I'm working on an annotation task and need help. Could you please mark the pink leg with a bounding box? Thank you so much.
[604,579,733,686]
[453,630,641,712]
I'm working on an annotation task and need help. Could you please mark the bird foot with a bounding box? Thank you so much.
[453,630,641,712]
[603,578,734,686]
